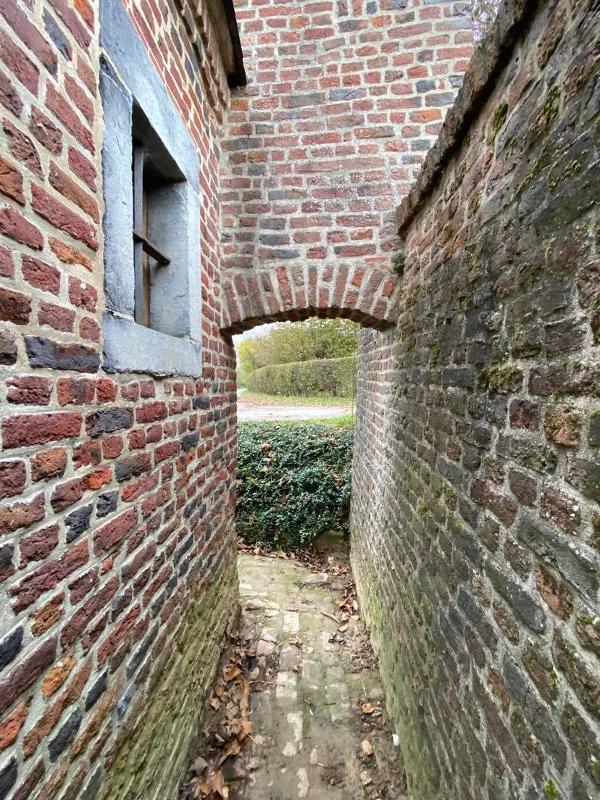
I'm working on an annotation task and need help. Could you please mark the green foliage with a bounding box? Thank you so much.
[236,422,353,550]
[392,250,406,276]
[246,355,357,397]
[236,318,359,377]
[543,780,559,800]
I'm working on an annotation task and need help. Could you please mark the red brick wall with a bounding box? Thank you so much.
[0,2,238,798]
[221,0,474,331]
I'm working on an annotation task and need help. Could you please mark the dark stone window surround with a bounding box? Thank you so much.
[100,0,202,378]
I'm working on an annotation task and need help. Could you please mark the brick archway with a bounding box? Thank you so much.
[220,263,400,334]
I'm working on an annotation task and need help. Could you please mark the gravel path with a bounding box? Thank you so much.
[237,403,351,422]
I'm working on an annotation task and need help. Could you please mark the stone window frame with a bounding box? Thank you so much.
[100,0,202,378]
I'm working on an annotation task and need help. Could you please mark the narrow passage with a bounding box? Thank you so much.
[183,549,407,800]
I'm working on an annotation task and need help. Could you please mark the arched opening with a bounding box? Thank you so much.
[219,264,401,336]
[180,312,407,799]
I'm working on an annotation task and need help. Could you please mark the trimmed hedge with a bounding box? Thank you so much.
[236,422,353,549]
[246,355,356,397]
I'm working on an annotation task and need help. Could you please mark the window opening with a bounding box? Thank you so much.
[132,143,171,328]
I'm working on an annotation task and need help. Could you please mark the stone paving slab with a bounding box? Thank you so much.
[232,554,408,800]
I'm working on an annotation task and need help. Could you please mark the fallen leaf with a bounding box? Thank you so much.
[218,737,241,765]
[223,664,242,682]
[192,756,209,774]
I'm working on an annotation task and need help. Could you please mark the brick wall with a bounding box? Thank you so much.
[221,0,473,332]
[0,2,238,799]
[3,1,597,799]
[352,2,600,799]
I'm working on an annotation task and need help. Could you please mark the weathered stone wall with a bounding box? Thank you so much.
[221,0,473,332]
[352,1,600,799]
[0,1,238,798]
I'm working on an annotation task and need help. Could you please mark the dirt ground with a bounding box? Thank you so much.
[181,542,408,800]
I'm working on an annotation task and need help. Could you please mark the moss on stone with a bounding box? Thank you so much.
[478,363,522,394]
[97,553,238,800]
[487,102,508,144]
[591,513,600,552]
[392,251,406,276]
[543,779,559,799]
[538,84,561,130]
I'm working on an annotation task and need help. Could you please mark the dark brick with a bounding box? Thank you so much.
[507,469,536,506]
[0,757,17,798]
[115,453,151,483]
[566,457,600,503]
[48,708,82,761]
[576,614,600,658]
[0,636,56,715]
[519,516,598,600]
[97,490,119,518]
[503,656,567,771]
[25,336,100,373]
[0,542,13,582]
[86,408,134,437]
[287,92,322,108]
[85,670,107,711]
[497,434,558,474]
[0,626,23,674]
[65,504,93,542]
[561,703,600,787]
[589,411,600,447]
[552,632,599,718]
[182,432,199,452]
[43,10,72,60]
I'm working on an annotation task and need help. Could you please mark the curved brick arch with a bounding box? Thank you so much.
[220,263,401,334]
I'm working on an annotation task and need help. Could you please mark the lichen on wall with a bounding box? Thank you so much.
[96,552,239,800]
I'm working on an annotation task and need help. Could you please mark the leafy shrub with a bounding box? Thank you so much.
[246,355,356,397]
[236,422,353,550]
[237,318,359,377]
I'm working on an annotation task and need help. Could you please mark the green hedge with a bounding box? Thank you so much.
[246,355,356,397]
[236,422,353,549]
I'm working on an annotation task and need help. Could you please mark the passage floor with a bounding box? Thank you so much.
[183,551,407,800]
